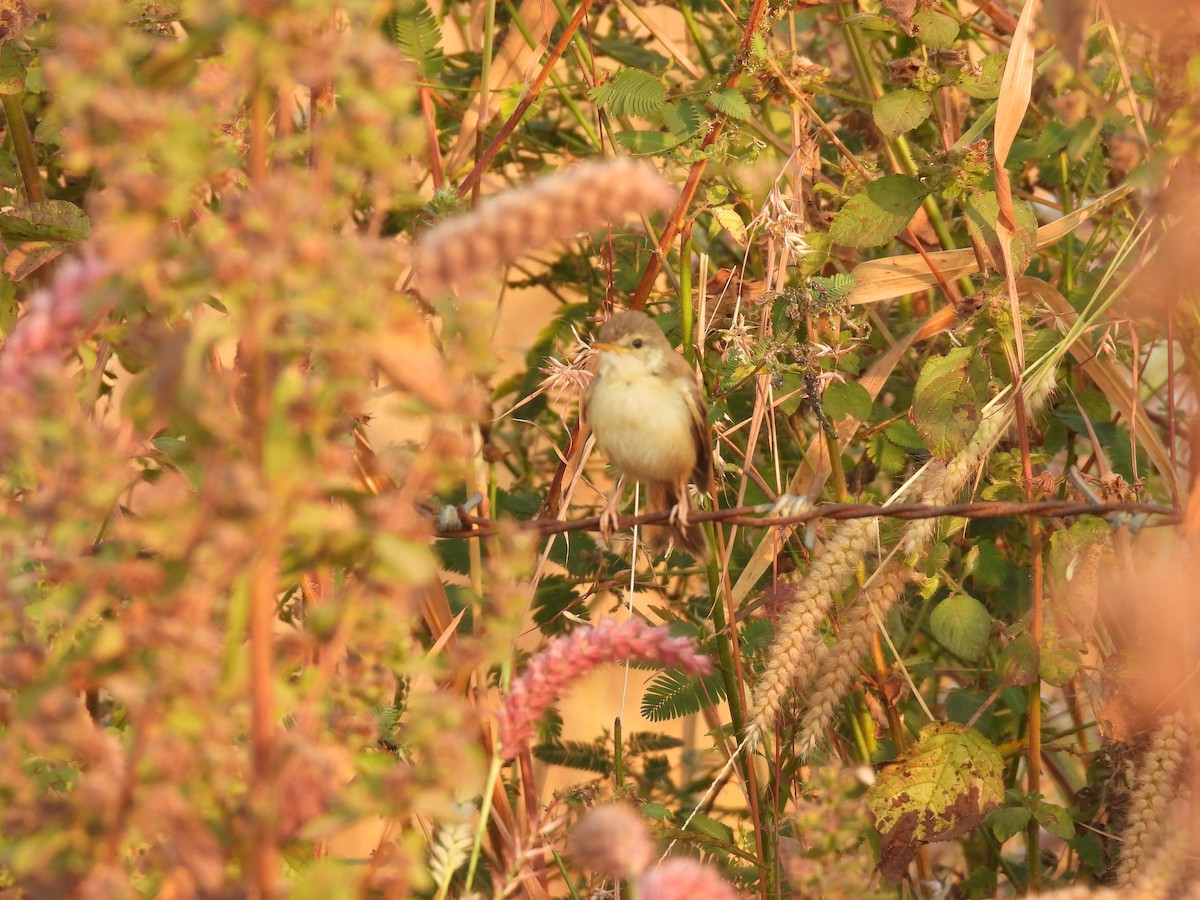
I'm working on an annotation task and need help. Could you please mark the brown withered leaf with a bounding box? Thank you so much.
[867,723,1003,882]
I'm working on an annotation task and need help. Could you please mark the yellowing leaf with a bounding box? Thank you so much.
[912,346,989,459]
[868,723,1004,882]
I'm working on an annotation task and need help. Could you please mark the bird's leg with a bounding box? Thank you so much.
[598,475,627,546]
[667,475,691,530]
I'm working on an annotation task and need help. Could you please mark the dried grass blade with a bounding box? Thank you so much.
[1018,276,1180,498]
[845,184,1132,306]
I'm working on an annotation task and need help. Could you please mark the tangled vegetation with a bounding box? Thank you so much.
[1,0,1198,897]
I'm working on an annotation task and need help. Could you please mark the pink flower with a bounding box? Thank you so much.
[496,619,712,759]
[637,857,739,900]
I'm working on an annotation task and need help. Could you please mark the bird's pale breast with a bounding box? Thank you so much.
[588,368,697,484]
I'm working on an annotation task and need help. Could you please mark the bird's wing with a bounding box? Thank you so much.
[684,373,713,493]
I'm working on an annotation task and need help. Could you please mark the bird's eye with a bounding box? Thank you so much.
[631,338,644,349]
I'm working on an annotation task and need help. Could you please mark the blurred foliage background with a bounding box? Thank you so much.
[0,0,1198,897]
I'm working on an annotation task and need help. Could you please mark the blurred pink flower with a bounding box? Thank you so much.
[496,618,712,759]
[637,857,739,900]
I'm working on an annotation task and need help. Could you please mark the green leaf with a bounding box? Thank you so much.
[0,43,26,95]
[998,634,1040,686]
[0,201,91,242]
[1039,645,1079,687]
[385,1,444,78]
[589,68,667,117]
[873,89,933,139]
[965,191,1039,275]
[663,99,704,138]
[531,575,579,636]
[955,53,1007,100]
[1034,801,1076,840]
[641,668,727,722]
[625,732,684,754]
[533,739,613,775]
[930,593,991,662]
[867,723,1004,883]
[710,204,747,243]
[912,346,990,460]
[613,130,681,155]
[829,174,930,248]
[914,10,960,49]
[708,87,751,120]
[823,381,873,422]
[594,38,670,73]
[886,418,926,452]
[987,805,1031,842]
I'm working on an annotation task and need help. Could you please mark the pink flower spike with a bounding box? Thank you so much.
[496,619,712,760]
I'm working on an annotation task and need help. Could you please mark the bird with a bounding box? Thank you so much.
[584,310,713,555]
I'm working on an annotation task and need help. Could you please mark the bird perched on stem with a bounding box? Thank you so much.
[584,310,713,555]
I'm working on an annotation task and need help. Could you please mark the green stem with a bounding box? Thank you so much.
[2,93,45,203]
[679,0,716,74]
[680,226,695,366]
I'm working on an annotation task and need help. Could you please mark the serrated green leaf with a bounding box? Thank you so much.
[829,175,930,248]
[913,10,959,49]
[930,593,991,662]
[912,346,990,460]
[998,634,1040,686]
[710,204,747,243]
[0,43,26,95]
[684,812,733,843]
[823,381,873,421]
[385,0,444,78]
[1034,801,1076,840]
[955,52,1006,100]
[642,802,672,820]
[873,89,933,139]
[641,668,726,722]
[987,805,1031,842]
[708,87,751,120]
[868,723,1004,882]
[589,68,667,117]
[0,201,91,242]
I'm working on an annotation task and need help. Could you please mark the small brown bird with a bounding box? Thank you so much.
[584,311,713,555]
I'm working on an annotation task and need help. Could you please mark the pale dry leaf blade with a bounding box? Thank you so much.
[845,184,1131,305]
[1018,276,1179,497]
[994,0,1040,167]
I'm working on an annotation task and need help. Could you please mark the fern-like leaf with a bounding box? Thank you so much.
[708,87,751,120]
[533,739,614,775]
[386,1,444,78]
[641,669,727,722]
[588,68,667,118]
[625,731,685,755]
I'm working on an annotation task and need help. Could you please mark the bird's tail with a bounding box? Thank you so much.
[648,482,709,558]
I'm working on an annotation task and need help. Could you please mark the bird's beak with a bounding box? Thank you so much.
[593,342,626,353]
